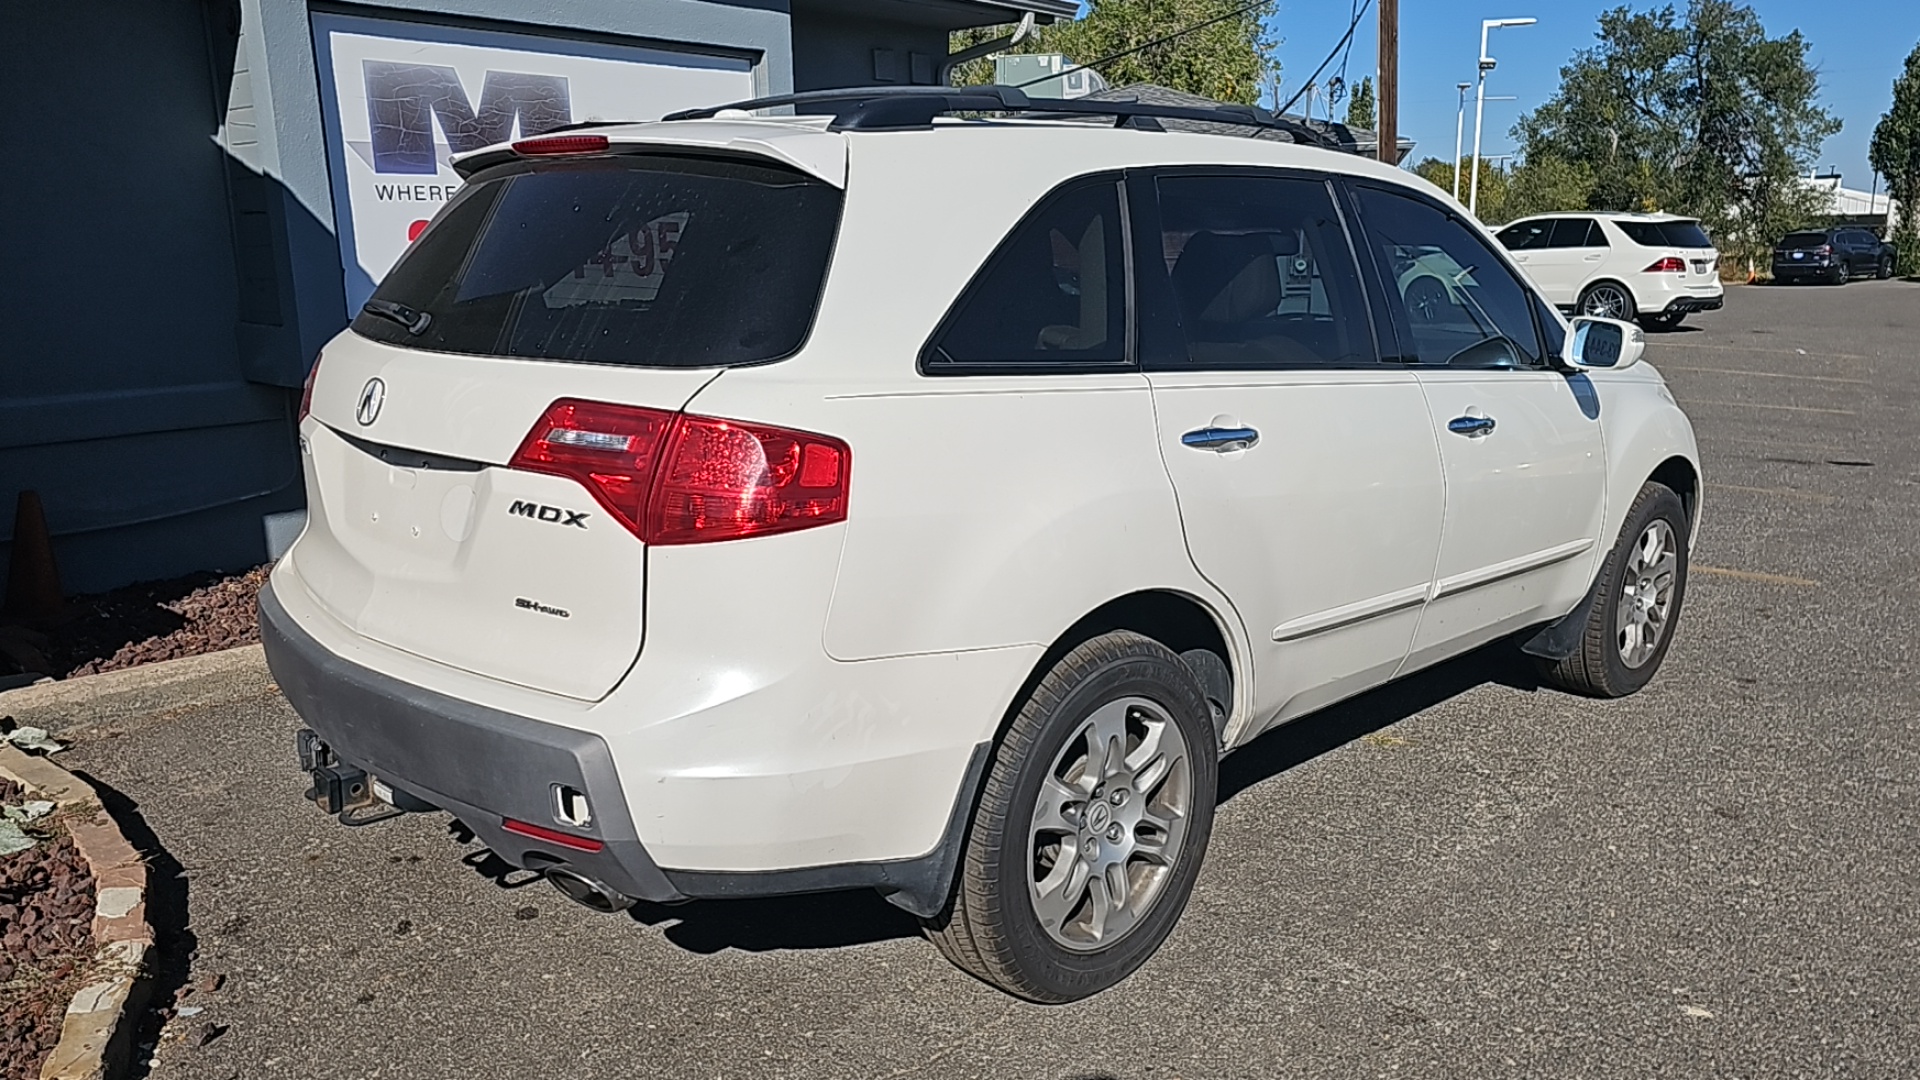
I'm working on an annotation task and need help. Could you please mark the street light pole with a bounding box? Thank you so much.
[1469,17,1535,218]
[1453,82,1471,201]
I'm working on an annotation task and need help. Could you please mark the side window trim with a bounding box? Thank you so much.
[1131,164,1392,372]
[918,172,1136,377]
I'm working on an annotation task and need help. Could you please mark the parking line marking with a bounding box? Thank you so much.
[1654,340,1867,360]
[1713,483,1837,504]
[1660,366,1870,385]
[1695,565,1819,586]
[1675,399,1856,415]
[1706,434,1849,454]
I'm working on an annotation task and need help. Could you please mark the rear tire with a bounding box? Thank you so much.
[1537,482,1689,698]
[924,631,1218,1003]
[1879,256,1894,280]
[1578,282,1637,322]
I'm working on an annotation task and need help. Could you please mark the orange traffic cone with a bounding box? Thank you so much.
[4,491,65,621]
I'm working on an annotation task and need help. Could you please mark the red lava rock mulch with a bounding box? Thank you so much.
[0,564,269,682]
[0,776,98,1080]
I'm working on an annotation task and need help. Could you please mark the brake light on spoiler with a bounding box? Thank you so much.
[509,399,851,545]
[511,134,611,156]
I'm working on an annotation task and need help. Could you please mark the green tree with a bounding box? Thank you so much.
[1410,156,1511,222]
[1345,75,1375,130]
[950,0,1280,106]
[1513,1,1839,264]
[1870,41,1920,275]
[1507,156,1599,220]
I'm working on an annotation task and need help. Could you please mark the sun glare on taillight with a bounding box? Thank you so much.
[297,354,321,423]
[507,398,851,545]
[1644,257,1686,273]
[511,134,610,156]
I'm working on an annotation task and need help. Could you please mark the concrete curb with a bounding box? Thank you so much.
[0,644,265,711]
[0,744,153,1080]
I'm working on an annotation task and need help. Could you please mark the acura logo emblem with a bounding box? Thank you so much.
[355,378,386,426]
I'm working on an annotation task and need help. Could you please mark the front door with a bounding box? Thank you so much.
[1346,182,1608,669]
[1136,171,1445,736]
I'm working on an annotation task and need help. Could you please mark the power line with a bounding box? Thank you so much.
[1012,0,1271,90]
[1276,0,1373,116]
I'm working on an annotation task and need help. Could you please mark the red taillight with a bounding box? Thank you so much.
[511,134,610,156]
[507,398,851,545]
[1812,245,1831,256]
[502,818,604,853]
[297,354,321,423]
[1644,257,1686,273]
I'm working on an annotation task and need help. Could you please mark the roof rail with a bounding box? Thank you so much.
[660,85,1344,149]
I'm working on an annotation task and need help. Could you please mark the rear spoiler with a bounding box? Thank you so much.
[451,120,848,187]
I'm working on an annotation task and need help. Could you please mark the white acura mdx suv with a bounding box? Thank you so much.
[263,86,1701,1003]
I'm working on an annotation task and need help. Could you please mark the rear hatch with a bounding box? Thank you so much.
[1775,230,1833,267]
[1619,218,1719,283]
[296,143,845,699]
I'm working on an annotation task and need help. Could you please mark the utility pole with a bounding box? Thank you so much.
[1453,82,1471,200]
[1377,0,1398,165]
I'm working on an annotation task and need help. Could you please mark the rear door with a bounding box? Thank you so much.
[1138,170,1444,731]
[1345,181,1607,668]
[296,150,845,699]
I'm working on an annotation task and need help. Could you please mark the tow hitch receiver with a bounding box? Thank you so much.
[297,729,403,825]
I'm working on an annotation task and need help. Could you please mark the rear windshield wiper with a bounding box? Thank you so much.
[362,298,433,335]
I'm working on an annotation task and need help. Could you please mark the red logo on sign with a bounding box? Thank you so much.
[407,220,430,242]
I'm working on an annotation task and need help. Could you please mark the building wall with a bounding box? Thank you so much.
[0,0,303,594]
[790,10,949,90]
[0,0,795,596]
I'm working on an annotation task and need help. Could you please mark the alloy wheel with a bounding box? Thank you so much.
[1582,284,1632,319]
[1617,519,1679,668]
[1027,697,1192,951]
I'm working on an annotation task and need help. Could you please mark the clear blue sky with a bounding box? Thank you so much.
[1265,0,1920,190]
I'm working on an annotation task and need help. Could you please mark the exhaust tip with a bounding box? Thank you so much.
[544,866,635,913]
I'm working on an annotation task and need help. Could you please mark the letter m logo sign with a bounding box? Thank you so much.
[364,61,572,174]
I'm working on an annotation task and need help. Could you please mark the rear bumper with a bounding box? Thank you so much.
[259,581,989,916]
[1771,262,1840,280]
[1653,294,1724,315]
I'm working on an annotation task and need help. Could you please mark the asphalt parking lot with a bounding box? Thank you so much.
[38,279,1920,1079]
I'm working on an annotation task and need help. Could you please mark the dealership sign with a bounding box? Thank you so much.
[312,13,755,315]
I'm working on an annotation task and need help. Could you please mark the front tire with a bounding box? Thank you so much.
[1578,282,1637,322]
[1538,482,1690,698]
[1879,256,1894,280]
[925,631,1218,1003]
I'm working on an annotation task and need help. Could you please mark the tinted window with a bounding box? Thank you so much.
[354,156,843,368]
[1548,218,1597,248]
[1780,231,1830,248]
[1498,220,1553,251]
[1148,175,1372,369]
[926,179,1127,369]
[1617,219,1713,248]
[1351,184,1543,369]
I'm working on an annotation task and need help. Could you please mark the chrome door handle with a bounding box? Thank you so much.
[1182,426,1260,452]
[1446,415,1496,437]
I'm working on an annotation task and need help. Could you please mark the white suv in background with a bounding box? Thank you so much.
[263,87,1702,1003]
[1497,211,1724,330]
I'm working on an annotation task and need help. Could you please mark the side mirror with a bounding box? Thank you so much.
[1563,316,1644,371]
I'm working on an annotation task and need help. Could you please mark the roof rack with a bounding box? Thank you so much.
[660,85,1344,149]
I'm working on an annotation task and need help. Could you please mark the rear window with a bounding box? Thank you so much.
[353,156,844,368]
[1780,231,1830,248]
[1616,220,1713,249]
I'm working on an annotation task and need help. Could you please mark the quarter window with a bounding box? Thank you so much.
[1147,174,1373,369]
[924,179,1127,371]
[1350,184,1545,369]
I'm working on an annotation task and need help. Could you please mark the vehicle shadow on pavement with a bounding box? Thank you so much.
[624,890,923,953]
[1219,640,1543,805]
[72,771,201,1080]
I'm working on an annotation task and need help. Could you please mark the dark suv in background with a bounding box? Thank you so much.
[1772,227,1896,284]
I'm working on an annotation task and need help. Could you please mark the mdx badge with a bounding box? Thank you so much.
[355,378,386,426]
[509,500,589,528]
